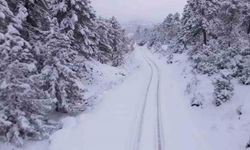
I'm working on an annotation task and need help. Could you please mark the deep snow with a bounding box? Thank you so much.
[1,46,250,150]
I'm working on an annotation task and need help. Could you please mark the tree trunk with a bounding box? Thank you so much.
[247,21,250,34]
[202,29,207,45]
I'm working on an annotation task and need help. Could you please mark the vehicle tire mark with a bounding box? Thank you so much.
[146,55,165,150]
[132,54,154,150]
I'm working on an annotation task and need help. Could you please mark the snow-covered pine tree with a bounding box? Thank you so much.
[214,0,250,85]
[35,18,88,114]
[181,0,220,45]
[108,17,131,66]
[236,2,250,88]
[48,0,98,57]
[238,0,250,35]
[0,0,60,146]
[160,13,181,43]
[0,0,133,146]
[95,17,114,64]
[214,0,241,48]
[96,17,132,66]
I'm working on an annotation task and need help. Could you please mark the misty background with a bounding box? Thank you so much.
[91,0,187,23]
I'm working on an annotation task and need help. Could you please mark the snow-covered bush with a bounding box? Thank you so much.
[189,44,219,75]
[213,76,234,106]
[234,48,250,85]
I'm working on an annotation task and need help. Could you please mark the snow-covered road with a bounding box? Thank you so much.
[1,46,213,150]
[46,46,211,150]
[132,52,164,150]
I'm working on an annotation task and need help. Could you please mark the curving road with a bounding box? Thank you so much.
[9,46,212,150]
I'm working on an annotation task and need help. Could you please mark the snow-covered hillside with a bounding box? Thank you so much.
[0,49,140,150]
[154,46,250,150]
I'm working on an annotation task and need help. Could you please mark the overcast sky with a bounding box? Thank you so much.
[91,0,187,23]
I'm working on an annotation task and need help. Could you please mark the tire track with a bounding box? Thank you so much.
[132,52,165,150]
[132,54,154,150]
[147,57,165,150]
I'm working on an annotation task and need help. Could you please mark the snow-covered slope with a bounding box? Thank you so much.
[0,50,141,150]
[154,46,250,150]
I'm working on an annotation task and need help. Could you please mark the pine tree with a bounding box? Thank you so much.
[0,1,60,146]
[95,17,113,64]
[96,17,132,66]
[48,0,98,56]
[238,0,250,34]
[214,0,241,48]
[0,0,132,145]
[108,17,128,66]
[181,0,220,45]
[161,13,181,43]
[36,20,88,113]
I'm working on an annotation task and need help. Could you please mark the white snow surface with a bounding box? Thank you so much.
[1,46,250,150]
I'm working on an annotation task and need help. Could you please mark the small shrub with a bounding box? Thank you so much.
[213,76,234,106]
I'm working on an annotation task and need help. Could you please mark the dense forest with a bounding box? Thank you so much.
[1,0,250,148]
[135,0,250,107]
[0,0,132,145]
